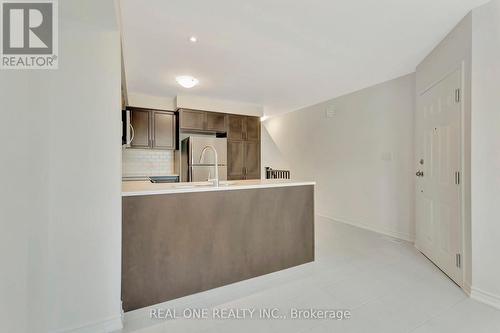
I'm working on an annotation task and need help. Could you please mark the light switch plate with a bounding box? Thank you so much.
[325,105,336,118]
[381,152,393,161]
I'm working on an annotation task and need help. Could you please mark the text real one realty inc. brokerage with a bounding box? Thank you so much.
[150,308,352,321]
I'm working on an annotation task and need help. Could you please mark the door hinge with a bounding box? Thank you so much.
[455,88,461,103]
[455,171,461,185]
[456,253,462,268]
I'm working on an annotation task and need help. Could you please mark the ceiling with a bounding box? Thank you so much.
[120,0,487,115]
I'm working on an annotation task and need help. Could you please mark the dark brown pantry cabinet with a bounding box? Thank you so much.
[227,115,261,180]
[128,107,176,150]
[227,141,244,179]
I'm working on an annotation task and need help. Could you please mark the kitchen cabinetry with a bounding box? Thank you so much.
[178,109,260,179]
[227,115,244,140]
[179,109,205,131]
[129,109,151,148]
[227,141,245,180]
[152,111,175,149]
[206,112,226,132]
[227,115,261,180]
[179,109,226,133]
[227,140,261,180]
[245,117,260,141]
[128,107,176,150]
[244,141,260,179]
[227,115,260,141]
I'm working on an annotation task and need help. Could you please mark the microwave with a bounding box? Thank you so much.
[122,110,133,147]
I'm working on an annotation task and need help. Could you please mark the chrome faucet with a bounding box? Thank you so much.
[199,145,219,187]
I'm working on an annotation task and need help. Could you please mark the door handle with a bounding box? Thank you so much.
[416,171,424,177]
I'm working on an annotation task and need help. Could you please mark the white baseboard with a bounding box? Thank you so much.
[470,287,500,310]
[317,213,414,242]
[55,315,123,333]
[463,281,472,296]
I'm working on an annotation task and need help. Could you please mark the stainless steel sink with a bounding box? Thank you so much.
[149,176,180,183]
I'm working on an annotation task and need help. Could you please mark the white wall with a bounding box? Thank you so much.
[176,95,263,116]
[0,1,122,332]
[127,93,264,117]
[415,12,473,290]
[470,0,500,309]
[127,92,176,111]
[263,74,416,241]
[0,68,49,333]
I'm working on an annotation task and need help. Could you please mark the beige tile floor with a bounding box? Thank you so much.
[116,216,500,333]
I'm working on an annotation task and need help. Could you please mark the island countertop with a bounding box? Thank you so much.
[122,179,315,196]
[122,179,315,311]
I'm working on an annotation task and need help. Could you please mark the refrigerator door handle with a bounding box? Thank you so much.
[190,139,194,166]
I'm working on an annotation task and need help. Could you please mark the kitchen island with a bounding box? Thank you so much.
[122,179,315,311]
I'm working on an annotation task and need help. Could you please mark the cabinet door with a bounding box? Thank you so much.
[180,109,206,131]
[227,140,245,180]
[130,109,151,148]
[244,141,261,179]
[206,112,226,132]
[152,111,175,150]
[245,116,260,141]
[227,115,244,140]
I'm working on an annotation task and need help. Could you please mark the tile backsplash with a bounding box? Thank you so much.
[122,148,175,177]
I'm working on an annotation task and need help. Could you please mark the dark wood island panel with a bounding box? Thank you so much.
[122,185,314,311]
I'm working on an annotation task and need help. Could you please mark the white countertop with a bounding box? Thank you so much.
[122,179,315,197]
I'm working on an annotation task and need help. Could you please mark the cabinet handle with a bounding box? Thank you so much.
[128,124,135,144]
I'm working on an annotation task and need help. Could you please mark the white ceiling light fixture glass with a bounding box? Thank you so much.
[176,75,199,88]
[189,36,197,43]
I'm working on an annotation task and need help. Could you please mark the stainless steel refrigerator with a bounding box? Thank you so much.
[181,136,228,182]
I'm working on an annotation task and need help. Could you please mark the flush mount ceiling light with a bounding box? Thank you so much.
[176,75,199,88]
[189,36,197,43]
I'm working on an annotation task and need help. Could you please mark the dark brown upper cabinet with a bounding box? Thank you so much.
[179,109,206,131]
[245,117,260,141]
[152,111,176,150]
[128,107,176,150]
[227,115,260,141]
[129,109,151,149]
[227,115,244,140]
[206,112,227,132]
[179,109,227,133]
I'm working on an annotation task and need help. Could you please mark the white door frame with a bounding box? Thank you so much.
[415,62,466,289]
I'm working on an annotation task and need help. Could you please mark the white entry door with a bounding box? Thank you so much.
[415,68,462,285]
